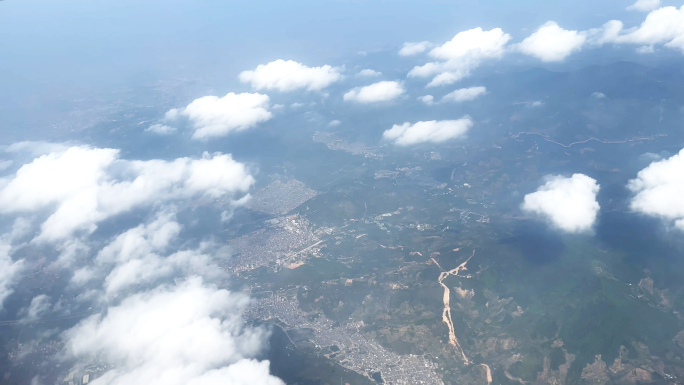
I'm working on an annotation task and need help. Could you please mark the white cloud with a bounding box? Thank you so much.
[516,22,586,62]
[164,109,180,121]
[290,103,304,108]
[145,124,177,135]
[357,69,381,77]
[62,278,284,385]
[70,211,222,298]
[591,92,606,98]
[238,60,343,92]
[399,41,431,56]
[382,118,473,146]
[20,294,51,323]
[602,6,684,53]
[408,28,511,86]
[418,95,434,105]
[343,81,405,103]
[166,93,272,140]
[426,72,464,88]
[441,86,487,103]
[0,147,254,242]
[328,120,341,127]
[628,148,684,230]
[429,28,510,61]
[627,0,661,12]
[522,174,600,233]
[407,61,447,78]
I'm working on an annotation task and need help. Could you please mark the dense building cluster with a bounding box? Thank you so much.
[246,294,443,385]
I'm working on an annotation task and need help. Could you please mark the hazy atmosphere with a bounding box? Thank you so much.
[2,1,684,384]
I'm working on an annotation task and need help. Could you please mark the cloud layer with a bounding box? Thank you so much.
[628,148,684,230]
[0,140,283,384]
[522,174,600,233]
[0,147,254,241]
[382,118,473,146]
[343,81,405,103]
[72,211,221,298]
[239,60,343,92]
[62,278,284,385]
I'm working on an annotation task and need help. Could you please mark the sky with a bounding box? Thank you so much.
[0,0,662,88]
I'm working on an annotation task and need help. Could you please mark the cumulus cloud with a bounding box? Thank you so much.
[71,211,221,299]
[591,92,606,98]
[628,148,684,230]
[600,6,684,53]
[357,69,381,77]
[418,95,434,105]
[145,124,177,135]
[516,22,586,62]
[165,93,272,140]
[428,28,509,61]
[399,41,431,56]
[522,174,600,233]
[0,146,254,242]
[408,28,511,87]
[62,278,284,385]
[627,0,661,12]
[238,60,343,92]
[441,86,487,103]
[382,118,473,146]
[1,139,277,383]
[343,81,405,103]
[328,120,341,127]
